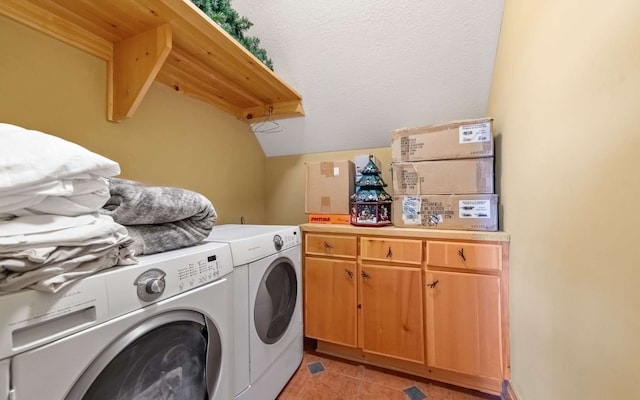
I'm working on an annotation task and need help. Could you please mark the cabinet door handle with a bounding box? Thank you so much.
[323,241,333,249]
[457,248,466,261]
[427,280,439,289]
[344,269,353,279]
[386,246,393,258]
[361,271,371,279]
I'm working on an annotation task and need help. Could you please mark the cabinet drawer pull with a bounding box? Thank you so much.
[345,269,353,279]
[386,246,393,258]
[323,241,333,249]
[457,248,466,261]
[361,271,371,279]
[427,280,439,289]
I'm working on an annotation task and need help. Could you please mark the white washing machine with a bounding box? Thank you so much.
[0,241,234,400]
[205,224,302,400]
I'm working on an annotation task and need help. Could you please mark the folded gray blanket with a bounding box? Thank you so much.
[102,178,217,255]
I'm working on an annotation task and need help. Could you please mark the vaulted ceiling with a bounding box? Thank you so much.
[233,0,504,157]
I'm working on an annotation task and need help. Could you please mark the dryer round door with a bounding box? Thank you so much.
[253,257,298,345]
[66,310,222,400]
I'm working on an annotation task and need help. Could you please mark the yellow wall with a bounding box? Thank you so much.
[0,15,267,225]
[488,1,640,399]
[265,148,392,225]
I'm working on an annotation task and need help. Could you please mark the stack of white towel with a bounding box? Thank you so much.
[0,123,136,293]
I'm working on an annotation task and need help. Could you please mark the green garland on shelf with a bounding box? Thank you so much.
[191,0,274,70]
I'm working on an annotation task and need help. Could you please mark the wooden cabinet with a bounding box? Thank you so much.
[304,232,425,363]
[301,224,510,396]
[304,233,358,347]
[360,264,424,363]
[425,271,503,379]
[304,257,357,347]
[424,239,507,383]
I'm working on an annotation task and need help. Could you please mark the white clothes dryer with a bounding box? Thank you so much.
[205,224,302,400]
[0,241,234,400]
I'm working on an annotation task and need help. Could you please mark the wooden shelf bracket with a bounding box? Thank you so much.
[109,24,172,122]
[0,0,303,123]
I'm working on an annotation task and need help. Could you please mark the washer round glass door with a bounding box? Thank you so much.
[66,310,222,400]
[254,257,298,345]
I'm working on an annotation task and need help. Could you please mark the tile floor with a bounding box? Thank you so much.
[276,345,502,400]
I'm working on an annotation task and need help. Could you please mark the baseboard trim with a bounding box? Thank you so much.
[503,381,519,400]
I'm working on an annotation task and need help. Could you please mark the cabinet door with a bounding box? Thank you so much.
[304,257,357,347]
[360,264,425,363]
[425,271,503,380]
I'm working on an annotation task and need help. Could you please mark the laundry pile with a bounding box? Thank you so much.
[102,178,217,256]
[0,123,136,293]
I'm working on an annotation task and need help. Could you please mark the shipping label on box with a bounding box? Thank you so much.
[459,121,492,144]
[391,118,494,162]
[393,194,498,231]
[305,160,355,214]
[458,198,493,218]
[392,158,494,195]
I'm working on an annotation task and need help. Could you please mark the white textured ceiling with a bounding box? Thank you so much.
[232,0,504,157]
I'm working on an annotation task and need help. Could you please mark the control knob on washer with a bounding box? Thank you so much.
[146,278,165,294]
[134,268,166,302]
[273,234,284,251]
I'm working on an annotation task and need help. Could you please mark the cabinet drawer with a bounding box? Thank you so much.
[360,238,422,265]
[426,241,502,272]
[305,234,357,258]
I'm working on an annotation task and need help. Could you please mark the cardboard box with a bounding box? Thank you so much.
[391,118,494,162]
[392,158,494,195]
[393,194,498,231]
[305,160,355,214]
[307,214,351,224]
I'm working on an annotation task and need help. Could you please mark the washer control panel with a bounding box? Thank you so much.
[205,225,301,265]
[175,253,224,292]
[275,229,300,251]
[105,242,233,314]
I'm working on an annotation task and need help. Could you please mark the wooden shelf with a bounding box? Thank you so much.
[0,0,304,122]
